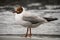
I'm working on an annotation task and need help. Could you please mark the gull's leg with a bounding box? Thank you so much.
[28,27,32,37]
[25,27,28,37]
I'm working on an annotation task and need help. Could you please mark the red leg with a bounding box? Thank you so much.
[29,27,32,37]
[25,28,28,37]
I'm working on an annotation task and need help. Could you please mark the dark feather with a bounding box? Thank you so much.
[43,17,58,22]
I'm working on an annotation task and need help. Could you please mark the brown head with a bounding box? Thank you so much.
[13,6,23,14]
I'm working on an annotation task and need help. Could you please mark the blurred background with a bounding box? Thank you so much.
[0,0,60,35]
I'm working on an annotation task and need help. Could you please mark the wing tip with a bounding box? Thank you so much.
[43,17,58,22]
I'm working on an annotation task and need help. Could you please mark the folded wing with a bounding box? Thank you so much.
[23,16,47,24]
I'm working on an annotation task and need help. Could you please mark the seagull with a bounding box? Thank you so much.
[13,6,58,37]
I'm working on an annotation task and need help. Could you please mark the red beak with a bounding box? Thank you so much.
[13,11,16,13]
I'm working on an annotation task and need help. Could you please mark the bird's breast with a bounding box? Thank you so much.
[15,14,32,25]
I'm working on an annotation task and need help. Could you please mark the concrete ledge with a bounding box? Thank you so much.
[0,36,60,40]
[0,34,60,38]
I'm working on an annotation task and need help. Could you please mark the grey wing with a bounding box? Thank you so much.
[23,16,47,24]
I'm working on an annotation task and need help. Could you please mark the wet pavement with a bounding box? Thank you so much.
[0,10,60,34]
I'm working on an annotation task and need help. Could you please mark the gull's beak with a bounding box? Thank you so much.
[13,11,16,13]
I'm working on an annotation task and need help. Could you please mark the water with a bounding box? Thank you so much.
[0,4,60,35]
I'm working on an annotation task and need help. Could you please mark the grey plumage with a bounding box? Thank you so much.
[23,16,47,24]
[23,17,39,24]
